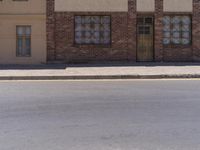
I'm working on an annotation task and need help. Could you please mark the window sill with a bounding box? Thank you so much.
[163,44,192,49]
[73,44,112,48]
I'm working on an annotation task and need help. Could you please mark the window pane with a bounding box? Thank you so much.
[85,16,91,24]
[91,16,100,24]
[172,38,181,44]
[93,32,100,44]
[17,27,24,35]
[145,17,153,24]
[75,16,82,24]
[138,26,143,34]
[182,32,190,38]
[173,24,180,32]
[182,38,190,45]
[17,37,23,55]
[173,32,180,38]
[85,24,91,31]
[163,16,171,25]
[75,24,82,31]
[182,16,191,25]
[75,16,111,45]
[163,15,191,45]
[163,32,170,38]
[172,16,181,24]
[25,38,31,55]
[101,16,110,24]
[16,26,31,56]
[75,31,82,44]
[163,38,170,45]
[94,24,100,31]
[182,24,190,32]
[25,27,31,36]
[163,25,170,32]
[103,24,110,31]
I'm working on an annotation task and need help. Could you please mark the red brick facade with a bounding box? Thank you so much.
[193,0,200,61]
[154,0,164,61]
[47,0,200,63]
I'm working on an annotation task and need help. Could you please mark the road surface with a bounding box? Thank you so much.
[0,80,200,150]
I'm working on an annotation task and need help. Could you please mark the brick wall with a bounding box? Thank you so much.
[47,0,137,63]
[55,12,129,63]
[127,0,137,61]
[163,46,193,62]
[155,0,164,61]
[193,0,200,61]
[47,0,200,63]
[47,0,56,61]
[155,0,194,62]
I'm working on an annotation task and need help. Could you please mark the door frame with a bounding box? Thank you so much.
[136,14,155,62]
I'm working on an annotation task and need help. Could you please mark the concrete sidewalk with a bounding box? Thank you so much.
[0,62,200,80]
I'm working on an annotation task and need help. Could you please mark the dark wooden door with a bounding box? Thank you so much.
[137,17,154,62]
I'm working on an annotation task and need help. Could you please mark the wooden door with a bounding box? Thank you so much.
[137,17,154,62]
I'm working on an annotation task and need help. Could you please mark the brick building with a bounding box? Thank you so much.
[47,0,200,63]
[1,0,200,64]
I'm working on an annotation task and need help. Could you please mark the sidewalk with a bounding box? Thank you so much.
[0,62,200,80]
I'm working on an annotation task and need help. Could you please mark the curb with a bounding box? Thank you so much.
[0,74,200,80]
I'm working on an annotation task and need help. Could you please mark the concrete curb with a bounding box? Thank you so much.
[0,74,200,80]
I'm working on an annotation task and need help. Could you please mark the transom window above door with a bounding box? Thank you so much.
[74,16,111,45]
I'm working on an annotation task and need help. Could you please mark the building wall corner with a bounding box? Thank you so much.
[154,0,164,62]
[192,0,200,61]
[47,0,56,61]
[127,0,137,61]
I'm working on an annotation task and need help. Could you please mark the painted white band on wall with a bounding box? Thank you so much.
[55,0,128,12]
[55,0,193,13]
[137,0,155,12]
[164,0,193,12]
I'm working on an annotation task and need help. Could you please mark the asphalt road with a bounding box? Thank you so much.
[0,80,200,150]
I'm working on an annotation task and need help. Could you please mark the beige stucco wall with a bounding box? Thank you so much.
[55,0,128,12]
[0,15,46,64]
[0,0,45,14]
[164,0,193,12]
[0,0,46,64]
[137,0,155,12]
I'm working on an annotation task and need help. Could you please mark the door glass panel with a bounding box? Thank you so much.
[138,26,150,35]
[138,26,144,34]
[145,18,153,24]
[144,26,150,34]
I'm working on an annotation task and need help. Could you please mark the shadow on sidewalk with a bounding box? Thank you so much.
[0,64,67,70]
[0,62,199,70]
[67,62,200,67]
